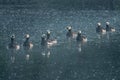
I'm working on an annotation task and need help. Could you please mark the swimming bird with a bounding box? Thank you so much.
[106,22,115,32]
[96,22,106,34]
[23,34,33,49]
[46,30,57,45]
[76,31,87,42]
[41,31,57,46]
[66,26,77,38]
[8,34,20,50]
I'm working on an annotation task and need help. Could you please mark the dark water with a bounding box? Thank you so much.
[0,0,120,10]
[0,8,120,80]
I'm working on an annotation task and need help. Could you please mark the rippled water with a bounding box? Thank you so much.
[0,9,120,80]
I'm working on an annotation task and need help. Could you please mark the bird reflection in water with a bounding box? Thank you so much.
[76,41,87,52]
[41,45,51,58]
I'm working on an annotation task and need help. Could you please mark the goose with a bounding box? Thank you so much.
[23,34,33,49]
[8,34,20,50]
[66,26,77,38]
[76,31,87,42]
[46,30,57,45]
[106,22,115,32]
[96,22,106,34]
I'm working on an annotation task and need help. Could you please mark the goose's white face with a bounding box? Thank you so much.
[42,34,46,38]
[67,26,72,30]
[26,34,30,38]
[47,30,51,34]
[11,34,15,38]
[78,30,81,34]
[106,22,110,25]
[97,23,101,26]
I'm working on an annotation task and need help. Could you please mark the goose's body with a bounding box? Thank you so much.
[8,42,20,50]
[46,30,57,46]
[66,31,77,38]
[47,39,57,45]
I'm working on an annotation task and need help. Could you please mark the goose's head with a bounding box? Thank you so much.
[47,30,51,34]
[66,26,72,31]
[25,34,30,39]
[11,34,15,39]
[10,34,15,42]
[97,22,101,26]
[78,30,81,34]
[41,34,46,39]
[77,30,82,36]
[106,22,110,25]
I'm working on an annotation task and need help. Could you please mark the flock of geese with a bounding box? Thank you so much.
[7,22,115,50]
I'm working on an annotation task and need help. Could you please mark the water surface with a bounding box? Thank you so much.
[0,9,120,80]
